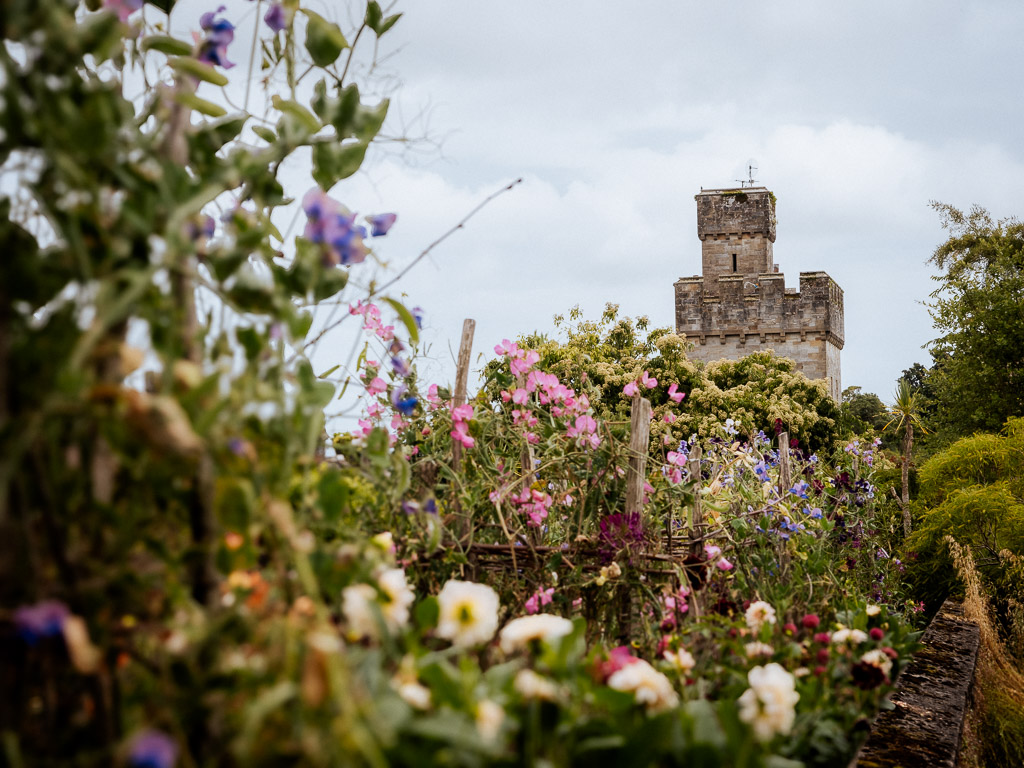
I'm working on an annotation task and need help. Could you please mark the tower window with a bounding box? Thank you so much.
[732,254,737,272]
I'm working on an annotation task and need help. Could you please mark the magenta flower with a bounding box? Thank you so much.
[104,0,143,23]
[197,6,236,69]
[129,729,178,768]
[716,558,734,572]
[641,371,657,389]
[667,383,685,403]
[264,2,287,32]
[623,381,639,397]
[366,213,397,237]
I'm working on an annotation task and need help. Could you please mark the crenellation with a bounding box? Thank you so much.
[675,187,844,400]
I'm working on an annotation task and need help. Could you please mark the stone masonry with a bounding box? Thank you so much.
[674,187,844,401]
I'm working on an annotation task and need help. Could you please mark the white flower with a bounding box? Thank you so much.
[831,628,869,645]
[860,649,893,678]
[663,648,696,674]
[341,569,414,640]
[866,604,881,617]
[745,601,777,632]
[476,699,505,742]
[396,681,431,710]
[377,568,415,631]
[342,584,379,640]
[607,659,680,713]
[436,580,500,648]
[737,663,800,742]
[499,614,574,654]
[514,669,561,701]
[744,641,774,658]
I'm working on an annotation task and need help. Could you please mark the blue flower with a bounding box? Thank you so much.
[788,480,809,499]
[424,498,437,515]
[411,306,424,329]
[15,600,69,644]
[754,461,770,482]
[366,213,397,237]
[391,357,411,377]
[390,385,417,416]
[129,729,178,768]
[197,7,235,69]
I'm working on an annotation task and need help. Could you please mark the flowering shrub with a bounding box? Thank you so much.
[1,2,922,767]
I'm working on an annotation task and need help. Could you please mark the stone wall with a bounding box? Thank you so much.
[674,270,845,400]
[697,188,777,287]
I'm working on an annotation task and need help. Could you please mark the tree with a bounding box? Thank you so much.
[884,379,929,535]
[840,386,888,441]
[925,203,1024,436]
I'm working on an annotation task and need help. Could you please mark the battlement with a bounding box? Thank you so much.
[675,185,844,400]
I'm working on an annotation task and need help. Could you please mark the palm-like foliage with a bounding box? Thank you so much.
[885,378,930,534]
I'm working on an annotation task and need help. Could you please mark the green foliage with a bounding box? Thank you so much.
[924,203,1024,437]
[905,418,1024,610]
[839,386,888,443]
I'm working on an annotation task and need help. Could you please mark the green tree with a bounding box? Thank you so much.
[925,203,1024,436]
[840,386,888,441]
[885,379,929,535]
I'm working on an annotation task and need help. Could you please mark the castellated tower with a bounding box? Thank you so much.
[674,187,844,401]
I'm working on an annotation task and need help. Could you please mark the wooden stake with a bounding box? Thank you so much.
[778,431,792,494]
[626,397,651,516]
[688,443,703,557]
[452,319,475,539]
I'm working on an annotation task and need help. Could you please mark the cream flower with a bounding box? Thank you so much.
[737,663,800,742]
[436,580,500,647]
[377,568,415,630]
[341,568,414,640]
[499,614,574,654]
[342,584,379,640]
[744,641,774,658]
[745,601,777,632]
[860,648,893,677]
[396,681,431,710]
[514,669,561,701]
[476,699,505,742]
[663,648,696,674]
[607,659,680,713]
[831,628,869,645]
[866,604,881,617]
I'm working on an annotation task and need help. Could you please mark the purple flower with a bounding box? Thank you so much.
[411,306,424,329]
[390,385,417,416]
[366,213,397,237]
[391,357,411,377]
[197,7,235,69]
[264,3,287,32]
[598,512,647,561]
[424,498,437,515]
[301,188,368,266]
[129,729,178,768]
[104,0,143,22]
[401,500,419,515]
[14,600,69,644]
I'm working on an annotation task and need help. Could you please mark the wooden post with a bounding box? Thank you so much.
[451,319,475,468]
[688,443,703,558]
[778,431,792,495]
[452,319,475,540]
[625,397,651,516]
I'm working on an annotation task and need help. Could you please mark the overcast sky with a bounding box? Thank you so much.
[168,0,1024,411]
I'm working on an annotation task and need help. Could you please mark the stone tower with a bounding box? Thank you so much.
[674,187,844,400]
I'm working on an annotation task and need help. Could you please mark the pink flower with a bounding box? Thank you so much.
[666,451,687,467]
[664,412,677,424]
[716,558,734,571]
[704,544,722,559]
[512,388,529,405]
[641,371,657,389]
[667,383,686,404]
[452,404,474,422]
[366,377,387,396]
[451,422,475,448]
[494,339,519,357]
[526,432,539,444]
[623,381,639,397]
[669,468,683,484]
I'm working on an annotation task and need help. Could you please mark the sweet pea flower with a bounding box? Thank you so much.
[263,2,287,32]
[128,729,178,768]
[301,188,368,266]
[716,557,734,571]
[15,600,69,644]
[623,381,639,397]
[366,213,397,237]
[667,383,685,403]
[664,412,677,424]
[197,7,236,69]
[390,385,417,416]
[640,371,658,389]
[366,377,387,396]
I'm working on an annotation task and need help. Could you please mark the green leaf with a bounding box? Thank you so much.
[414,596,439,629]
[271,96,322,134]
[353,98,389,142]
[301,9,349,67]
[364,1,384,34]
[252,125,276,143]
[381,14,403,35]
[169,56,229,86]
[311,141,367,190]
[144,0,176,12]
[173,92,226,118]
[140,35,193,56]
[382,297,420,345]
